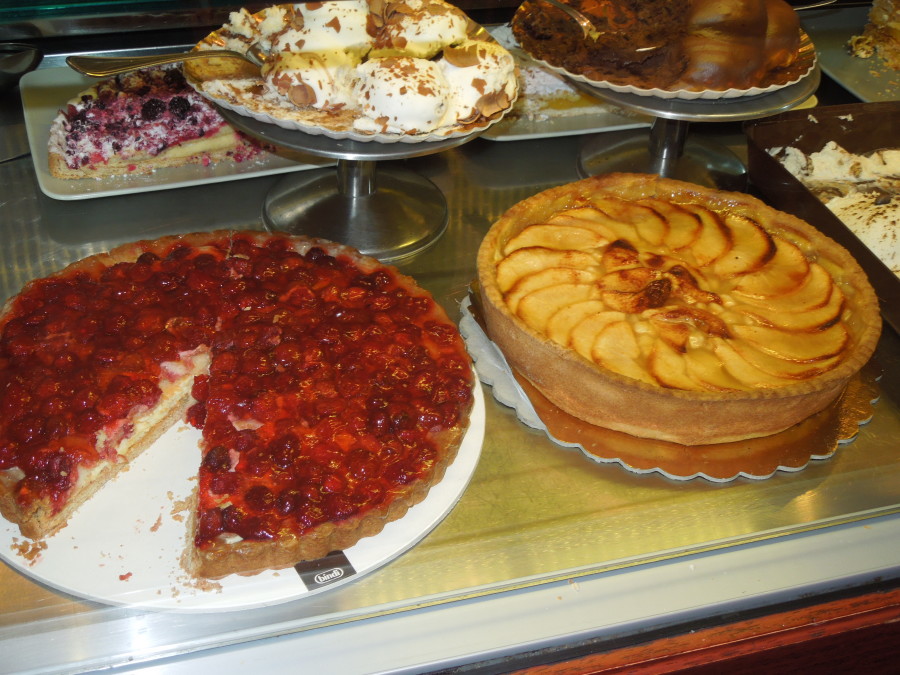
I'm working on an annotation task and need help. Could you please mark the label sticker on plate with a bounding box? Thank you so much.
[294,551,356,590]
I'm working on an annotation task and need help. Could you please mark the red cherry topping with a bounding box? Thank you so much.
[1,233,472,545]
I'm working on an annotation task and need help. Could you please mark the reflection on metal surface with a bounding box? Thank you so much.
[263,163,449,262]
[577,124,748,191]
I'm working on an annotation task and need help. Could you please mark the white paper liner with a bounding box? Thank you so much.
[199,92,507,144]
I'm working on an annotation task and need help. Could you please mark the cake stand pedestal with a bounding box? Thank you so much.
[570,65,820,190]
[218,108,479,262]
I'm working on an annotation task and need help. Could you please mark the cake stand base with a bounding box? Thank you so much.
[577,126,747,191]
[263,161,448,262]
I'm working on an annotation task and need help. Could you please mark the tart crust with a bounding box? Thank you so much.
[476,173,882,445]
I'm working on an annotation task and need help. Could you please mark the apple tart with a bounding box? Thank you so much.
[476,173,882,445]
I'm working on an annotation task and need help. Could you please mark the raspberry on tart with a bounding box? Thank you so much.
[48,66,269,179]
[185,1,517,138]
[476,173,882,446]
[0,232,474,578]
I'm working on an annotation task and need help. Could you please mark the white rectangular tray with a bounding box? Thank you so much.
[20,67,332,201]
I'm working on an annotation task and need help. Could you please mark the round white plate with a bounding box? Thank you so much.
[0,386,485,612]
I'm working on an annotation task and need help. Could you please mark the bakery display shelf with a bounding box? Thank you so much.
[2,113,900,674]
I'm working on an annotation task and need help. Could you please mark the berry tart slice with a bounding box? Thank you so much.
[48,66,268,179]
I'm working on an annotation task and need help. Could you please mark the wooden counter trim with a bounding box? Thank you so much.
[510,587,900,674]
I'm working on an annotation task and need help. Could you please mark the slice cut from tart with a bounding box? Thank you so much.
[477,173,881,445]
[0,232,474,578]
[48,66,268,179]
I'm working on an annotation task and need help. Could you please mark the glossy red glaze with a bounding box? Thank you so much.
[0,234,473,546]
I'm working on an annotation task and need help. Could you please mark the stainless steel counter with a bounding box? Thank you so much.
[2,51,900,674]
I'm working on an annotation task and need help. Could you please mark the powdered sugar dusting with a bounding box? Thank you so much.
[190,0,517,139]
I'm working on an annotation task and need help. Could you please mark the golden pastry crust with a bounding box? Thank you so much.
[476,173,882,445]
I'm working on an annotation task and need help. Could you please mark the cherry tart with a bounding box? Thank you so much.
[0,232,474,578]
[477,173,881,445]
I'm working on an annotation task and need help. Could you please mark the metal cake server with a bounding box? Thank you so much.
[66,43,268,78]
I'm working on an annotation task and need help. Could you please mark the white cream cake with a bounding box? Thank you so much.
[770,141,900,276]
[189,0,517,138]
[439,39,517,125]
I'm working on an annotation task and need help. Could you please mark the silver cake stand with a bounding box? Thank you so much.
[568,65,821,191]
[218,108,480,262]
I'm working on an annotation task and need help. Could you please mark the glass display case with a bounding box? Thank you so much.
[1,2,899,672]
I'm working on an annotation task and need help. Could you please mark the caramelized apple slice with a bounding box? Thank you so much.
[733,262,832,316]
[730,338,844,379]
[516,283,601,332]
[599,267,657,292]
[665,265,721,305]
[601,240,640,271]
[682,348,743,391]
[681,203,733,267]
[731,238,811,299]
[544,207,621,240]
[545,299,607,346]
[637,198,702,251]
[601,278,673,314]
[648,339,703,389]
[568,310,626,360]
[495,247,598,293]
[591,197,669,246]
[731,322,850,363]
[712,214,776,278]
[504,224,608,255]
[737,283,845,331]
[713,339,795,388]
[504,267,598,314]
[547,204,643,244]
[591,320,655,384]
[647,312,692,351]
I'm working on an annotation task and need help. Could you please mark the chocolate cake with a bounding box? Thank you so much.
[512,0,689,89]
[511,0,803,92]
